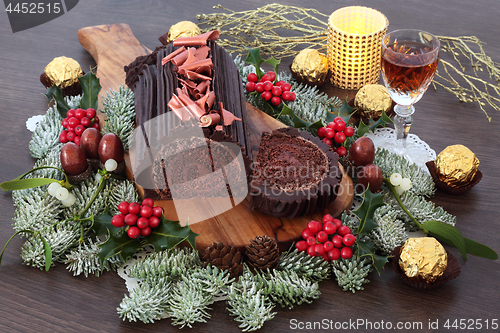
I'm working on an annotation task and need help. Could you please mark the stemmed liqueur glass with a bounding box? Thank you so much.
[381,29,440,160]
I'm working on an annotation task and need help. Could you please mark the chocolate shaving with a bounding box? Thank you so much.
[173,30,220,47]
[200,113,221,127]
[161,46,186,66]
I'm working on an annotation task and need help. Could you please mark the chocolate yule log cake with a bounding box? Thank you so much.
[249,128,342,218]
[124,30,252,200]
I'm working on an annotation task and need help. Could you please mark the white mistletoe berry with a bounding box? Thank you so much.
[47,182,62,197]
[105,159,118,172]
[55,187,69,201]
[400,177,412,191]
[389,173,403,186]
[61,193,76,207]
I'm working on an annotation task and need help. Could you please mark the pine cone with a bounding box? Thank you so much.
[203,242,243,278]
[245,235,280,271]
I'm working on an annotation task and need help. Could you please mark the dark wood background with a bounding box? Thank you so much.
[1,0,499,332]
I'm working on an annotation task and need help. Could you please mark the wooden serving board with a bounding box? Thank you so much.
[78,24,353,250]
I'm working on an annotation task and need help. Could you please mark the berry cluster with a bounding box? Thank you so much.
[245,71,296,106]
[111,199,164,239]
[389,173,412,195]
[317,117,355,157]
[59,108,100,145]
[296,214,356,261]
[47,182,75,207]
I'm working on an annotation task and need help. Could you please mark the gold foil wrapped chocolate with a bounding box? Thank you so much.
[435,145,479,188]
[354,84,392,119]
[399,237,448,283]
[167,21,201,44]
[291,49,329,85]
[44,56,83,88]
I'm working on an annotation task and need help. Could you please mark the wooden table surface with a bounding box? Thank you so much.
[1,0,499,332]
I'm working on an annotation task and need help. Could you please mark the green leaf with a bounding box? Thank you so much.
[422,220,467,260]
[91,208,120,238]
[327,99,356,124]
[263,56,281,77]
[97,228,142,265]
[354,189,386,235]
[0,178,59,191]
[276,103,323,131]
[40,236,53,271]
[463,237,498,260]
[146,215,199,251]
[45,84,71,118]
[78,70,101,110]
[244,48,265,78]
[356,240,389,274]
[357,110,393,137]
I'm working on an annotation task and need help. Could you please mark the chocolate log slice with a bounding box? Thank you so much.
[249,127,342,218]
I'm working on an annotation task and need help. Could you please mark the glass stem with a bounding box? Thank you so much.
[393,104,415,149]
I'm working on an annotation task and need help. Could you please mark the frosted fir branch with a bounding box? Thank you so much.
[101,85,135,149]
[127,247,202,283]
[370,205,408,255]
[20,222,80,269]
[12,187,62,233]
[332,257,372,293]
[189,265,234,298]
[262,269,321,308]
[277,248,331,281]
[227,272,277,332]
[29,105,63,159]
[118,276,171,324]
[167,278,213,328]
[106,179,140,216]
[373,148,436,197]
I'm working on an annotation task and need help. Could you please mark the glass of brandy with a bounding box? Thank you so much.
[381,29,440,159]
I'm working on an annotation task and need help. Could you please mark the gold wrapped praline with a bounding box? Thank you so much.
[167,21,201,44]
[354,84,392,119]
[44,56,83,88]
[435,145,479,188]
[291,49,329,85]
[399,237,447,283]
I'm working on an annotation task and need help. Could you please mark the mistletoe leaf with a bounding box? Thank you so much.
[44,84,71,118]
[356,240,388,274]
[0,178,59,191]
[463,237,498,260]
[422,220,467,259]
[78,70,101,110]
[244,48,265,78]
[40,235,53,271]
[354,189,385,235]
[328,99,356,124]
[357,110,393,137]
[146,215,199,251]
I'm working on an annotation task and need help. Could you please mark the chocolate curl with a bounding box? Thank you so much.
[194,80,210,98]
[219,101,241,126]
[178,58,213,73]
[195,65,212,77]
[195,46,211,60]
[183,47,199,66]
[161,46,186,66]
[177,88,206,119]
[178,69,212,82]
[172,49,189,66]
[195,90,210,111]
[200,113,221,127]
[168,95,193,122]
[206,90,216,110]
[173,30,220,47]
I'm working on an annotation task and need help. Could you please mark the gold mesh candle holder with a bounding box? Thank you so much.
[327,6,388,90]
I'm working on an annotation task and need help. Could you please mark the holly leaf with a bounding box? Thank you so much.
[146,216,199,251]
[422,220,467,260]
[45,84,71,118]
[91,208,120,238]
[78,70,101,111]
[354,189,385,235]
[97,228,143,265]
[327,99,356,124]
[263,56,281,77]
[356,240,388,274]
[245,48,265,79]
[357,110,393,137]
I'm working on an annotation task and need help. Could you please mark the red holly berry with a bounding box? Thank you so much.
[91,122,100,131]
[68,117,80,128]
[66,109,76,118]
[332,219,343,229]
[62,118,69,128]
[341,246,353,259]
[317,127,326,138]
[306,236,317,246]
[282,91,293,102]
[262,81,273,91]
[281,82,292,92]
[302,228,315,240]
[334,132,346,144]
[322,253,331,261]
[247,73,258,83]
[271,85,282,96]
[111,214,125,228]
[328,248,341,261]
[275,80,285,87]
[266,71,276,82]
[140,205,153,218]
[307,220,322,234]
[336,146,347,157]
[271,96,281,106]
[74,135,81,146]
[259,74,272,83]
[332,235,343,248]
[296,240,309,252]
[322,138,333,146]
[85,108,96,120]
[322,214,334,223]
[81,117,91,128]
[261,91,272,101]
[344,126,355,137]
[287,91,296,101]
[128,226,140,239]
[152,206,164,218]
[326,122,335,130]
[59,130,69,143]
[343,234,356,247]
[66,131,76,142]
[338,225,351,237]
[255,82,265,93]
[75,109,86,120]
[128,202,140,215]
[323,221,337,235]
[149,216,160,228]
[333,116,344,123]
[136,217,149,229]
[323,241,334,252]
[124,213,138,226]
[74,125,85,136]
[316,231,328,243]
[314,243,326,256]
[140,227,152,237]
[245,82,256,92]
[333,120,346,132]
[142,198,154,207]
[325,128,335,139]
[118,201,129,214]
[307,245,317,257]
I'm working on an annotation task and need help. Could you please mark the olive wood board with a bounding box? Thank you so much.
[78,23,354,250]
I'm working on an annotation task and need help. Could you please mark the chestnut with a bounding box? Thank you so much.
[80,128,102,159]
[357,163,383,193]
[60,142,88,175]
[349,136,375,167]
[98,133,124,164]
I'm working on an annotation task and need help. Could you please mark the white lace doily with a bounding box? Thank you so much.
[117,245,155,292]
[364,127,436,171]
[26,115,45,132]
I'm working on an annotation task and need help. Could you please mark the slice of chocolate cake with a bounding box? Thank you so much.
[249,127,342,218]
